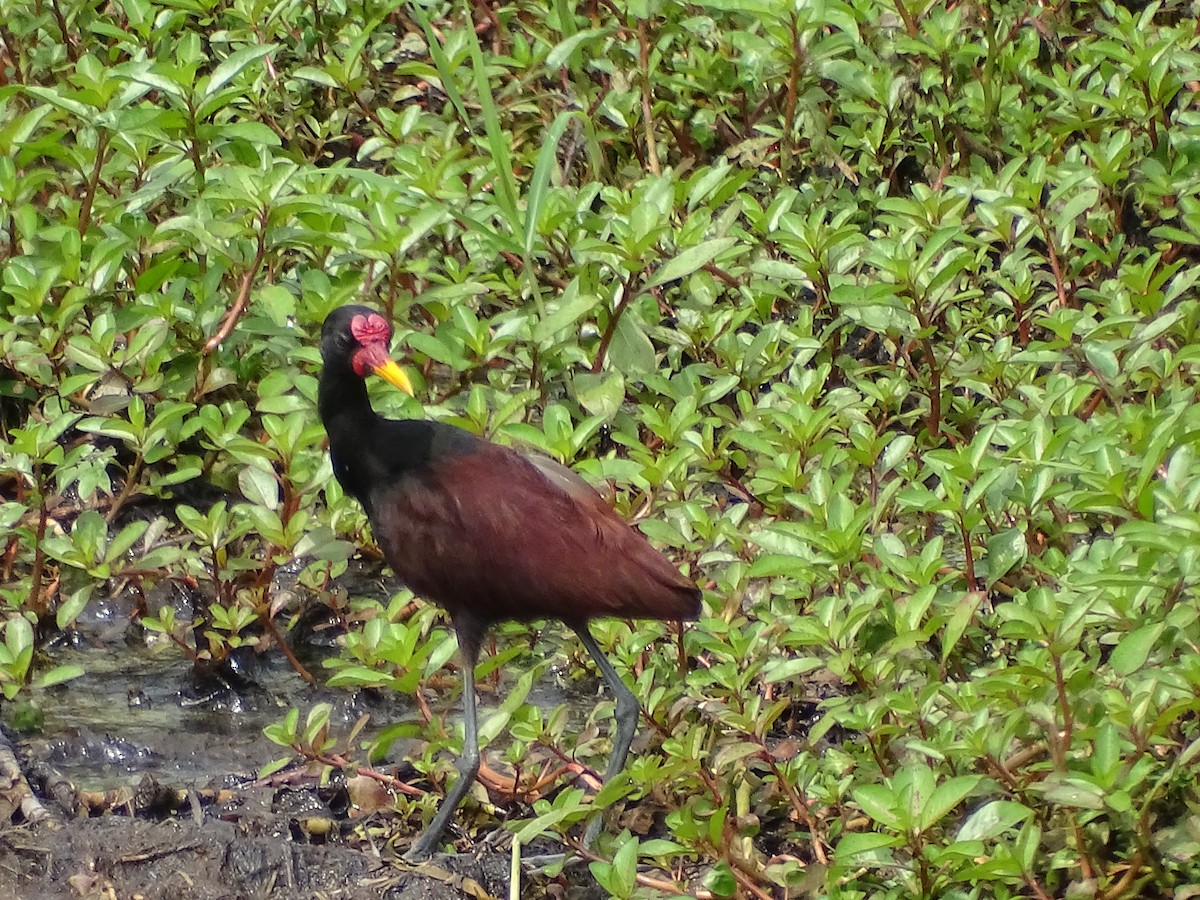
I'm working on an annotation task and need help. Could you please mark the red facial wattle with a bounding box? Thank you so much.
[350,313,390,345]
[352,341,392,378]
[346,313,415,395]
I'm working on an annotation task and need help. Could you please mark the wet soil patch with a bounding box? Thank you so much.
[1,714,597,900]
[0,617,603,899]
[0,812,545,900]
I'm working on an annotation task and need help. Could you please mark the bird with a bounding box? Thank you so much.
[317,304,702,861]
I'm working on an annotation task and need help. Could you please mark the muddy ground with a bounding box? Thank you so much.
[0,589,609,900]
[0,723,601,900]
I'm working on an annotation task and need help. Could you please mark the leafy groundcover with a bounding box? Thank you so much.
[2,0,1200,896]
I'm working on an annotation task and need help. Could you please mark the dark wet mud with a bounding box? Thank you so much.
[0,582,603,900]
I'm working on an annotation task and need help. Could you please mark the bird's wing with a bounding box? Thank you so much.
[521,451,608,504]
[372,442,699,625]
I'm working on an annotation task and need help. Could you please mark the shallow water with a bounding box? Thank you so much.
[24,611,586,796]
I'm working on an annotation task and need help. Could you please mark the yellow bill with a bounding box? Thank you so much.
[373,358,415,396]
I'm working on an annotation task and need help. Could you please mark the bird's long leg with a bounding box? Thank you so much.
[573,625,640,848]
[404,619,484,862]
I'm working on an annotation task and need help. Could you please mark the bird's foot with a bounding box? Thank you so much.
[401,834,442,865]
[582,812,603,849]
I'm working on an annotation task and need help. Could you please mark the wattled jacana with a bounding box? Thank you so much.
[317,305,701,860]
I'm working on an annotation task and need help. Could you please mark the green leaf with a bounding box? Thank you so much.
[957,801,1032,841]
[644,237,738,289]
[56,583,93,630]
[612,836,638,897]
[853,784,903,829]
[238,466,280,510]
[761,655,823,682]
[608,313,656,374]
[512,791,588,844]
[204,44,275,98]
[220,121,282,145]
[408,337,464,372]
[750,258,809,281]
[258,756,291,778]
[942,590,985,664]
[835,831,903,860]
[462,13,518,225]
[919,775,980,831]
[571,371,622,421]
[122,68,189,101]
[700,861,738,898]
[985,528,1026,586]
[1083,343,1119,381]
[21,86,93,118]
[478,669,534,745]
[409,4,471,131]
[546,27,611,69]
[34,664,85,689]
[291,66,339,87]
[4,616,33,658]
[535,279,597,343]
[1042,777,1105,810]
[879,434,914,474]
[1109,622,1164,675]
[524,111,577,257]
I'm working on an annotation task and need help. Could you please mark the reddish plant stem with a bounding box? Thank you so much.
[701,261,740,288]
[25,468,48,619]
[1035,206,1071,309]
[1023,873,1054,900]
[636,18,660,175]
[1071,816,1094,880]
[1077,388,1105,421]
[675,622,688,680]
[760,751,828,864]
[351,91,399,145]
[782,14,800,177]
[893,0,918,36]
[166,629,201,662]
[728,866,776,900]
[204,209,269,353]
[1140,83,1160,152]
[50,0,77,62]
[260,606,315,684]
[78,130,110,237]
[1014,294,1029,345]
[561,838,690,894]
[2,534,18,581]
[0,25,23,84]
[104,455,143,524]
[310,753,425,797]
[536,740,603,791]
[959,514,978,591]
[590,275,635,373]
[1052,652,1073,767]
[1099,849,1145,899]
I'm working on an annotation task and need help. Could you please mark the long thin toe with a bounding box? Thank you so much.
[403,835,437,863]
[582,814,603,849]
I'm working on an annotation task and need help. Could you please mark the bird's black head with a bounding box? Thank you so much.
[320,305,414,395]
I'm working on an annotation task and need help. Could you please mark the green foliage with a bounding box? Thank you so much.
[2,0,1200,895]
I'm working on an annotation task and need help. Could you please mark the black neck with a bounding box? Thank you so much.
[319,368,475,504]
[318,365,382,499]
[318,365,373,430]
